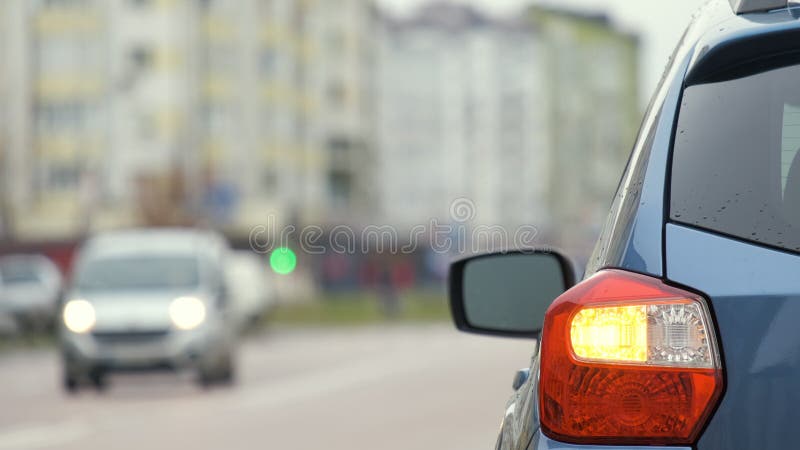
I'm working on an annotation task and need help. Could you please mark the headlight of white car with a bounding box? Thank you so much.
[169,296,206,330]
[63,299,96,334]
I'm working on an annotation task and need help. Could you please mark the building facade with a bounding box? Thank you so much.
[376,3,546,232]
[0,0,637,258]
[376,3,639,260]
[0,0,376,241]
[531,6,640,258]
[1,0,107,239]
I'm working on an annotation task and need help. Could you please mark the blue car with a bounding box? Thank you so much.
[448,1,800,449]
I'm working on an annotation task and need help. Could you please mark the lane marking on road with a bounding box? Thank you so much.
[0,419,91,450]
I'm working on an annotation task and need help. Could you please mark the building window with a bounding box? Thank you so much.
[327,81,347,108]
[327,29,347,54]
[200,103,230,136]
[262,169,277,192]
[44,162,81,191]
[203,43,235,73]
[36,0,90,9]
[328,136,351,162]
[258,0,273,14]
[137,113,156,140]
[259,49,275,75]
[35,101,87,134]
[129,45,153,71]
[37,38,101,73]
[328,170,352,206]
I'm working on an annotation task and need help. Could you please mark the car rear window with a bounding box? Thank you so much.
[671,62,800,252]
[0,262,41,284]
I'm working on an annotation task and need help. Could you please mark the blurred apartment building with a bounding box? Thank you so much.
[377,3,546,232]
[377,3,639,255]
[0,0,638,259]
[531,6,640,256]
[0,0,376,241]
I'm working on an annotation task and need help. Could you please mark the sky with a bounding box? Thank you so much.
[377,0,709,102]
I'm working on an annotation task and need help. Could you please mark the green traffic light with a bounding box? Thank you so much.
[270,247,297,275]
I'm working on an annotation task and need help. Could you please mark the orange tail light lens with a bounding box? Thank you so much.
[539,270,723,446]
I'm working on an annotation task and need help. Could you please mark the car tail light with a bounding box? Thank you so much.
[539,269,723,446]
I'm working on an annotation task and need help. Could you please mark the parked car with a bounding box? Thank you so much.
[448,1,800,449]
[59,228,236,392]
[225,250,276,330]
[0,254,62,332]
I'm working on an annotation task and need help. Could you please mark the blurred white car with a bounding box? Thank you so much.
[225,251,276,329]
[0,254,62,332]
[59,228,236,392]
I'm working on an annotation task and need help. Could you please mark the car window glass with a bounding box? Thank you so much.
[671,63,800,252]
[75,255,200,291]
[782,104,800,195]
[0,262,42,284]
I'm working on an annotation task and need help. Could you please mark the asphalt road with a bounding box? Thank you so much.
[0,325,535,450]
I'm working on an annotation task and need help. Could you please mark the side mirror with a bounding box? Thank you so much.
[448,250,575,338]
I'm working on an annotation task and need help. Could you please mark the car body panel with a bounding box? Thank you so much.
[1,283,57,315]
[528,429,688,450]
[226,251,275,326]
[666,224,800,450]
[63,326,218,371]
[498,348,540,450]
[686,5,800,84]
[0,254,62,323]
[86,291,181,331]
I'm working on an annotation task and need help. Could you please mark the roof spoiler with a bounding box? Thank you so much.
[729,0,788,14]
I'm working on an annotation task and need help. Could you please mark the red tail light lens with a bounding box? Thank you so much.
[539,270,723,446]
